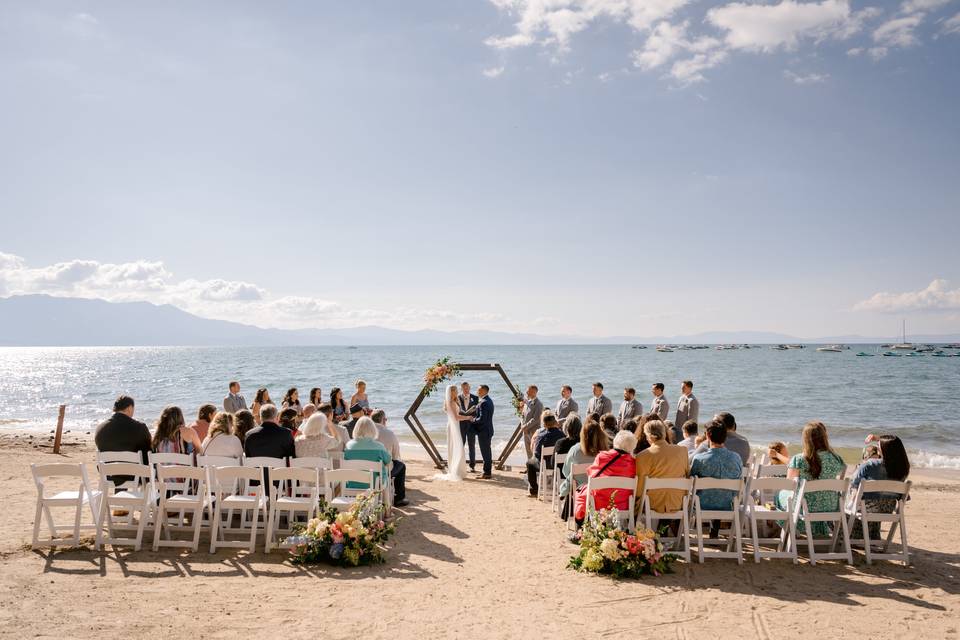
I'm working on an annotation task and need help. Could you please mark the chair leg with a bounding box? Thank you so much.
[135,500,148,551]
[696,507,704,563]
[248,508,258,553]
[190,506,203,552]
[209,501,221,553]
[72,500,83,545]
[751,512,761,563]
[863,516,873,565]
[839,513,853,565]
[32,499,43,549]
[152,502,164,551]
[265,505,276,553]
[805,518,816,565]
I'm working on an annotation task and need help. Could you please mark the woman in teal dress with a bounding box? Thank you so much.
[776,421,846,538]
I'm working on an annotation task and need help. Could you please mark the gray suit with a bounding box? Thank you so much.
[675,393,699,429]
[651,395,669,421]
[587,394,613,417]
[618,398,643,428]
[521,396,544,458]
[555,397,579,422]
[223,393,247,414]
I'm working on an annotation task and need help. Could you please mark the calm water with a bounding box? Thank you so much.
[1,345,958,468]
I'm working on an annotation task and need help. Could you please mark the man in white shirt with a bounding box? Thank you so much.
[677,420,699,453]
[371,410,407,507]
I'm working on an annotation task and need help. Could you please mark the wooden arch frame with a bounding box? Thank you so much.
[404,363,525,470]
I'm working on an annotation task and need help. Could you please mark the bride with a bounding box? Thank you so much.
[434,384,471,481]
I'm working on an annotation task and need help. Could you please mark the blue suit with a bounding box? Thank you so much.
[471,395,495,475]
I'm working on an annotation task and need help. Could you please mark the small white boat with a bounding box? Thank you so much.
[891,320,915,350]
[816,345,844,352]
[656,346,673,352]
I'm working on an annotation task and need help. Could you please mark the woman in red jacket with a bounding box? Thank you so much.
[574,429,638,523]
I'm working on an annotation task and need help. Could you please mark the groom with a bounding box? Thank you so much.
[470,385,495,479]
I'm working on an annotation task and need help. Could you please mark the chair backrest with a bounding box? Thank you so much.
[97,451,142,464]
[748,477,797,494]
[858,479,910,496]
[755,463,788,478]
[290,457,333,471]
[587,476,636,492]
[571,463,591,476]
[196,455,242,468]
[541,446,555,457]
[325,468,374,488]
[212,465,262,490]
[270,466,319,485]
[243,456,286,468]
[554,453,567,465]
[148,452,194,467]
[98,462,151,487]
[693,477,743,492]
[799,478,849,513]
[644,477,693,492]
[32,462,86,481]
[157,464,205,482]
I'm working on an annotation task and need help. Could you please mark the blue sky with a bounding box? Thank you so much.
[0,0,958,338]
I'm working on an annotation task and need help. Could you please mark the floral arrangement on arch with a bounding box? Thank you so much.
[422,356,462,397]
[569,498,675,579]
[284,492,397,567]
[511,388,525,419]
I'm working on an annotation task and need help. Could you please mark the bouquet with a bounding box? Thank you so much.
[511,389,525,419]
[422,356,462,397]
[569,498,675,579]
[284,492,397,567]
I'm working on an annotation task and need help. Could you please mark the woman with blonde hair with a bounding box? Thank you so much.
[776,421,846,537]
[200,412,243,458]
[350,379,370,415]
[295,412,342,458]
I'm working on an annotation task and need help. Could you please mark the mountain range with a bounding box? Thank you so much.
[1,295,958,346]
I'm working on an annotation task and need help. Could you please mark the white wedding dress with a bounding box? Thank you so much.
[434,388,469,481]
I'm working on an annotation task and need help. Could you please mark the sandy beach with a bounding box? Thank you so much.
[1,432,958,639]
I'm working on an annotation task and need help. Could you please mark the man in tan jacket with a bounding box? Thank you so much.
[635,419,689,515]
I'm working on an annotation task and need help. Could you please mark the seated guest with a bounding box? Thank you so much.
[189,403,217,441]
[344,403,365,438]
[317,402,349,447]
[678,420,699,453]
[330,387,350,423]
[151,406,202,454]
[295,413,342,458]
[301,403,317,422]
[775,421,845,537]
[279,407,300,436]
[234,409,256,445]
[573,430,637,524]
[251,387,271,425]
[344,417,392,491]
[692,412,751,464]
[526,414,564,498]
[372,409,408,507]
[559,416,604,520]
[553,415,582,460]
[95,395,151,464]
[768,441,790,464]
[690,420,743,512]
[200,412,243,458]
[631,414,654,454]
[243,404,296,460]
[849,434,910,539]
[350,379,371,414]
[281,387,303,427]
[634,419,689,515]
[599,412,619,444]
[663,420,676,444]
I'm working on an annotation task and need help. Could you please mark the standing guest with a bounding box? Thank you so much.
[618,388,643,429]
[151,406,202,454]
[600,413,619,444]
[350,380,371,415]
[775,421,845,537]
[372,409,408,507]
[555,385,579,422]
[521,385,544,458]
[201,412,243,458]
[526,414,563,498]
[344,403,366,438]
[691,412,751,464]
[279,408,300,436]
[650,383,669,421]
[690,420,743,514]
[344,417,392,492]
[94,395,152,464]
[573,430,638,526]
[308,387,323,408]
[189,404,217,441]
[458,382,479,446]
[330,387,349,423]
[294,413,341,458]
[281,388,303,426]
[234,409,256,445]
[634,419,689,515]
[251,388,272,425]
[673,380,699,442]
[243,404,296,460]
[559,416,605,518]
[302,403,317,421]
[586,382,612,418]
[318,402,350,447]
[223,381,247,414]
[678,421,699,453]
[849,434,911,539]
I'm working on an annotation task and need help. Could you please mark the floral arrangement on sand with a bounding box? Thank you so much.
[569,498,675,579]
[284,493,397,566]
[422,356,462,397]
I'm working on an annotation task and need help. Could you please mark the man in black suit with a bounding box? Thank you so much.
[243,404,295,495]
[470,385,495,479]
[457,381,479,470]
[344,403,365,439]
[94,395,151,466]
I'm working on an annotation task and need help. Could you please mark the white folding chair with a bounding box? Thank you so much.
[340,459,386,508]
[153,465,206,551]
[565,463,591,528]
[846,479,911,565]
[795,478,852,565]
[243,456,287,495]
[31,463,102,549]
[691,477,744,563]
[551,453,567,512]
[744,477,799,562]
[147,452,195,492]
[265,467,321,552]
[196,455,242,528]
[325,469,375,512]
[210,466,265,553]
[290,457,333,503]
[96,450,143,493]
[537,446,555,502]
[640,477,693,562]
[96,462,153,551]
[586,476,636,532]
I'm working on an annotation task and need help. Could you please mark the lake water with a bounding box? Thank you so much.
[1,345,958,468]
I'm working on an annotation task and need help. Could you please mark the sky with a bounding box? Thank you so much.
[0,0,959,339]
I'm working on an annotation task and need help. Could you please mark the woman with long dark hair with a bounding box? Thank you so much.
[251,388,271,425]
[776,421,846,537]
[309,387,323,407]
[233,409,256,444]
[151,406,202,454]
[850,434,911,538]
[281,387,302,427]
[330,387,349,423]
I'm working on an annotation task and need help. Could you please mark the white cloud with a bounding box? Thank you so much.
[901,0,952,13]
[944,11,960,34]
[482,65,505,78]
[631,20,725,83]
[669,49,729,84]
[854,279,960,313]
[706,0,856,52]
[873,14,924,47]
[783,69,830,83]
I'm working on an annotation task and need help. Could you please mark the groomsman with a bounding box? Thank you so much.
[674,380,699,442]
[223,381,247,414]
[458,382,479,447]
[555,385,579,422]
[587,382,612,417]
[650,383,669,421]
[521,385,544,458]
[618,387,643,428]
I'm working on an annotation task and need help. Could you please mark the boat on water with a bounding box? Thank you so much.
[816,345,845,352]
[771,344,788,350]
[631,345,647,349]
[856,352,875,357]
[882,351,902,357]
[932,351,949,357]
[656,346,673,353]
[914,345,935,352]
[946,343,960,350]
[786,344,804,349]
[905,352,923,357]
[891,319,915,350]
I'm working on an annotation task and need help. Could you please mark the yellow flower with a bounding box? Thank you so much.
[583,550,605,571]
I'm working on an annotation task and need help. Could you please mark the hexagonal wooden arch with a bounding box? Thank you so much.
[404,363,525,470]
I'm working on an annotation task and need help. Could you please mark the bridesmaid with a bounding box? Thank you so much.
[251,387,271,425]
[330,387,349,423]
[309,387,323,408]
[350,379,371,415]
[281,387,303,427]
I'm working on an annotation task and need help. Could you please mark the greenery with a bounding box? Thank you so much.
[284,493,397,567]
[422,356,462,397]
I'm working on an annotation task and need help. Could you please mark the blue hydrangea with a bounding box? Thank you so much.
[329,542,345,559]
